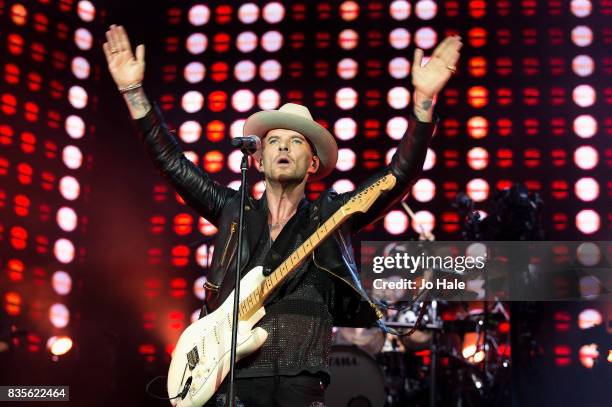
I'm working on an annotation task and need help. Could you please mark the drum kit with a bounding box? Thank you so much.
[326,290,511,407]
[324,197,528,406]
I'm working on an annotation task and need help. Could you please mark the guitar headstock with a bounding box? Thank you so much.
[343,173,397,215]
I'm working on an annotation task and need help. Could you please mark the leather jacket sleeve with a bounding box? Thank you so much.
[133,104,238,225]
[339,112,438,233]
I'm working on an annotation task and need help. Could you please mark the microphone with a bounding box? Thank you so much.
[231,135,261,155]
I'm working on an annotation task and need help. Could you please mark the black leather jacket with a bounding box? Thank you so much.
[134,105,437,327]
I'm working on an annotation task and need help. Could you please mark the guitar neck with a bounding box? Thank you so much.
[236,173,396,321]
[237,205,348,320]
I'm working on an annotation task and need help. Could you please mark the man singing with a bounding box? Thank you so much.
[103,24,461,407]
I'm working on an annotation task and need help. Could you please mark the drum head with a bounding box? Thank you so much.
[325,345,386,407]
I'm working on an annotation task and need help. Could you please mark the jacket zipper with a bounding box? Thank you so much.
[219,221,238,267]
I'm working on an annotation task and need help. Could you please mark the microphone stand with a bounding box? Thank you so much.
[226,145,252,407]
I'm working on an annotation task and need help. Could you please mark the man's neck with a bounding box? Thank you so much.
[265,179,305,224]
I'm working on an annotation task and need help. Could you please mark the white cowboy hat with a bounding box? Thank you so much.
[243,103,338,181]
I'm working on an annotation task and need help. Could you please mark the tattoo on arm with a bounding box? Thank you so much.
[123,87,152,119]
[412,95,434,122]
[421,99,433,110]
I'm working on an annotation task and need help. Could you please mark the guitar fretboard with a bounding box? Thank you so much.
[236,173,396,320]
[237,208,346,320]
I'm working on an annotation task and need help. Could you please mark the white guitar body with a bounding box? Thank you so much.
[167,266,268,407]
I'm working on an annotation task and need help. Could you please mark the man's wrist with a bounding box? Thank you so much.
[123,86,152,120]
[412,91,434,122]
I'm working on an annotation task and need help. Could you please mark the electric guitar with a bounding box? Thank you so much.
[167,174,397,406]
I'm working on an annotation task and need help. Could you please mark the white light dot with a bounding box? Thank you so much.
[193,276,207,300]
[184,151,198,164]
[573,84,596,107]
[252,181,266,199]
[49,303,70,328]
[179,121,201,143]
[339,29,359,50]
[386,117,408,140]
[336,149,356,171]
[232,89,255,112]
[467,147,489,170]
[412,178,435,202]
[338,58,358,80]
[260,59,282,81]
[386,148,396,165]
[188,5,210,26]
[191,309,201,323]
[261,31,283,52]
[574,145,598,169]
[62,145,83,170]
[236,32,258,53]
[230,119,246,139]
[389,28,411,49]
[415,27,437,49]
[71,56,90,79]
[54,238,75,264]
[77,1,96,22]
[415,0,437,20]
[575,209,600,234]
[181,91,204,113]
[198,218,217,237]
[571,0,592,17]
[390,0,411,20]
[57,207,78,232]
[336,88,358,110]
[384,210,409,235]
[234,60,257,82]
[467,178,489,202]
[332,179,355,193]
[184,62,206,83]
[573,115,597,138]
[578,308,602,329]
[571,26,593,47]
[576,242,602,267]
[196,243,213,268]
[334,118,357,140]
[238,3,259,24]
[227,150,243,174]
[572,55,594,77]
[411,210,435,234]
[186,33,208,55]
[227,180,241,190]
[262,2,285,23]
[68,86,88,109]
[574,177,599,201]
[52,271,72,295]
[387,87,410,109]
[258,89,280,110]
[423,148,436,170]
[59,176,80,201]
[74,28,92,50]
[389,57,410,79]
[65,115,85,139]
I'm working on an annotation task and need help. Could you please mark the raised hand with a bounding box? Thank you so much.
[412,35,463,99]
[103,25,145,89]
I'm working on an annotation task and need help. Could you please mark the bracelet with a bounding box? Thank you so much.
[118,82,143,94]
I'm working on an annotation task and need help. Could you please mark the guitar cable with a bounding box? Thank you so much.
[145,374,188,401]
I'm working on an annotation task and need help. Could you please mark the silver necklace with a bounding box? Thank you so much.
[268,217,291,229]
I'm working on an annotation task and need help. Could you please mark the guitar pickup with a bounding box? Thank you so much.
[186,346,199,370]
